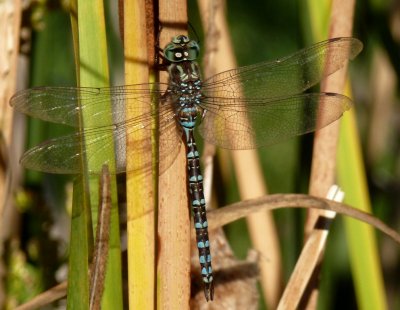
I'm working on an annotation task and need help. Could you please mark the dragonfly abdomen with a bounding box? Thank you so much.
[183,126,214,301]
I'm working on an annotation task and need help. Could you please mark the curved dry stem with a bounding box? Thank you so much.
[17,192,399,310]
[208,194,400,245]
[15,282,68,310]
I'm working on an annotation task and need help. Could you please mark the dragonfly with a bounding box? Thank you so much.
[11,35,363,301]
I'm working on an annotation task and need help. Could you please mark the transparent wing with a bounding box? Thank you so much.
[202,37,362,99]
[13,37,362,173]
[10,83,169,127]
[198,93,352,149]
[20,101,182,174]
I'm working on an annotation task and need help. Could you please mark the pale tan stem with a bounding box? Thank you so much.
[197,1,282,308]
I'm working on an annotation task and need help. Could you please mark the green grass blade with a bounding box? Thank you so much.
[69,0,122,309]
[67,177,91,310]
[337,105,387,310]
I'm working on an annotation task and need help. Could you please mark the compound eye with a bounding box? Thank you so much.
[187,46,199,60]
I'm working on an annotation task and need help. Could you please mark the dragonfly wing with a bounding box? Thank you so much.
[20,103,181,174]
[158,116,183,174]
[125,99,183,175]
[198,93,352,149]
[10,83,168,127]
[20,126,125,174]
[202,37,362,99]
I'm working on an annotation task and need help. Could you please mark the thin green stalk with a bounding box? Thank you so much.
[67,177,91,309]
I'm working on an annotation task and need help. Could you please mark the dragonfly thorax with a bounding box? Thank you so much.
[169,76,202,129]
[167,61,202,83]
[166,59,203,129]
[163,35,203,131]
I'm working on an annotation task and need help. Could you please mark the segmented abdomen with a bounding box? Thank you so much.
[184,127,214,300]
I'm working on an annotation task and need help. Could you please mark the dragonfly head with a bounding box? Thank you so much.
[163,35,200,63]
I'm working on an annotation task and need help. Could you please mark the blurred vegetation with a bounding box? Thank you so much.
[3,0,400,309]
